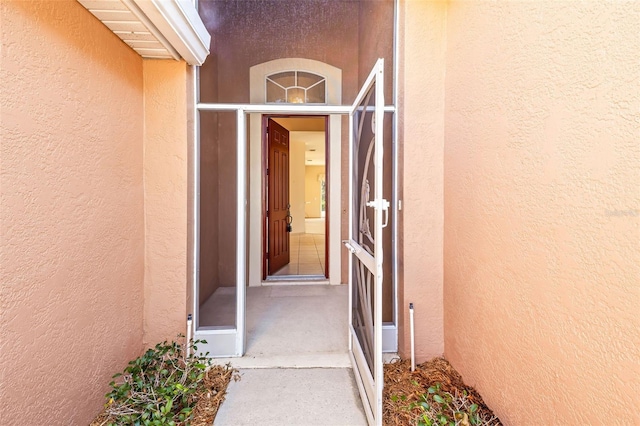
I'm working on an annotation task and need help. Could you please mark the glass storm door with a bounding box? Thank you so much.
[345,58,387,426]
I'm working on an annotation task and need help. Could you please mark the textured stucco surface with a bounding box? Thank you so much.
[397,0,446,361]
[443,1,640,424]
[142,60,189,346]
[0,1,145,424]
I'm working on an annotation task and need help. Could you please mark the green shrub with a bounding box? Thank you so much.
[393,382,500,426]
[104,336,211,426]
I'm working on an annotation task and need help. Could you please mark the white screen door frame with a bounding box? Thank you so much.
[344,58,386,426]
[193,103,352,357]
[192,60,392,395]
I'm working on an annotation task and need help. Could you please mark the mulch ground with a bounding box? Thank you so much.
[189,365,239,425]
[383,357,501,425]
[90,365,237,426]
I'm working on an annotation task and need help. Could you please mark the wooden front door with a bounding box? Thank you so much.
[267,118,290,274]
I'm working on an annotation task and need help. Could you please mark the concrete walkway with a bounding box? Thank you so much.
[210,284,368,425]
[214,368,367,425]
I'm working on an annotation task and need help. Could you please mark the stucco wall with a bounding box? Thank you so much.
[0,1,144,424]
[397,0,446,360]
[142,60,189,346]
[443,1,640,424]
[199,0,360,289]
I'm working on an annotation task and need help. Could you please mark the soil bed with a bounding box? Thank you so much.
[384,358,502,426]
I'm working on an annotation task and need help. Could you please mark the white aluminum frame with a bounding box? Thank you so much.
[191,100,395,360]
[346,58,385,426]
[191,60,396,364]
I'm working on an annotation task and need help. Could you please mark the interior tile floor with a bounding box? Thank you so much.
[272,218,325,277]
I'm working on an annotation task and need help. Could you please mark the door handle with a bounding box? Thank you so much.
[365,199,390,228]
[286,205,293,233]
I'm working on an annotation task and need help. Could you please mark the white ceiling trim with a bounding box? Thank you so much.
[78,0,211,65]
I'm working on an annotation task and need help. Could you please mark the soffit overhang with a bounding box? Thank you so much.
[77,0,211,65]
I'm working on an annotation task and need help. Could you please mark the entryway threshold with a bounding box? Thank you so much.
[210,352,350,369]
[263,274,328,284]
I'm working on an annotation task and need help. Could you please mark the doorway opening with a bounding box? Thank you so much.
[262,115,329,281]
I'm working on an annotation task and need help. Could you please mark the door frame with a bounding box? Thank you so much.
[192,103,397,359]
[261,114,330,280]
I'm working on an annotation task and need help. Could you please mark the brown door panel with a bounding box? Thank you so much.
[267,119,290,274]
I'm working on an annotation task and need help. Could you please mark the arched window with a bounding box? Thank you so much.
[266,70,326,104]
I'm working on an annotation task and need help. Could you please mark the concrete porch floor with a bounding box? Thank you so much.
[208,284,368,425]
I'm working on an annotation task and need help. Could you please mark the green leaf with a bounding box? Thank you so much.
[433,394,445,404]
[428,386,437,394]
[470,403,478,413]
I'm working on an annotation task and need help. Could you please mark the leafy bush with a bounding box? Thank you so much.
[103,336,211,426]
[393,382,500,426]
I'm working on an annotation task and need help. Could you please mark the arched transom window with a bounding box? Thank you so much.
[266,70,326,104]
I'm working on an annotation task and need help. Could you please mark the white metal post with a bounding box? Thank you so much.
[236,108,247,356]
[374,58,385,426]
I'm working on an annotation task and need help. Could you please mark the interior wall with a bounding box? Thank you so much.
[289,136,307,233]
[0,1,144,424]
[305,166,325,218]
[142,60,189,346]
[443,1,640,424]
[397,0,446,360]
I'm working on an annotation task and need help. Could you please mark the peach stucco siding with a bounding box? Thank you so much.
[397,0,446,361]
[2,0,637,424]
[443,1,640,424]
[0,1,145,424]
[142,60,190,347]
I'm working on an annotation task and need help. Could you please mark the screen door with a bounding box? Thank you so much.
[344,58,387,426]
